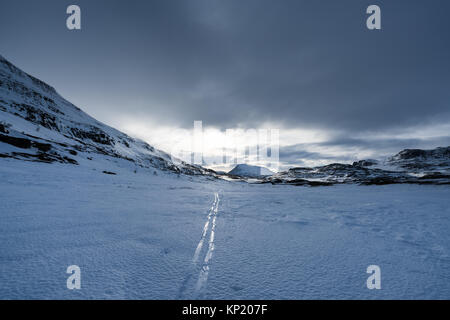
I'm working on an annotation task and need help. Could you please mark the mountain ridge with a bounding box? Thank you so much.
[261,146,450,186]
[1,54,449,185]
[0,54,216,176]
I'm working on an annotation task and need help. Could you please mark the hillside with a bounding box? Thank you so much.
[0,54,215,176]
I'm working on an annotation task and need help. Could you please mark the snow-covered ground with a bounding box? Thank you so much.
[1,159,449,299]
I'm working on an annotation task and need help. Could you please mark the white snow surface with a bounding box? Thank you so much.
[1,54,450,300]
[1,159,449,299]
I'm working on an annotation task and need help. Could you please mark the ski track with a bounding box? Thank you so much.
[195,192,219,294]
[192,193,218,263]
[178,192,220,298]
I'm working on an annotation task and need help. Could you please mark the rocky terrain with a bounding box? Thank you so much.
[1,53,449,186]
[0,54,217,177]
[261,147,450,186]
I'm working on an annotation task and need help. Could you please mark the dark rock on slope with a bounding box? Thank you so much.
[0,54,216,176]
[262,147,450,186]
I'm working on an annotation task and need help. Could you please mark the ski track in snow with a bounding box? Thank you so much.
[192,193,219,264]
[178,192,220,298]
[195,192,219,294]
[1,161,450,299]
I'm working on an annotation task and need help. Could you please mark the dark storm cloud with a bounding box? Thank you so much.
[127,0,450,132]
[279,144,355,168]
[280,147,346,162]
[1,0,450,133]
[317,135,450,151]
[279,134,450,167]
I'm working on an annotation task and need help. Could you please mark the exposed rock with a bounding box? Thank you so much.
[0,54,217,177]
[352,159,378,167]
[0,122,9,134]
[262,146,450,186]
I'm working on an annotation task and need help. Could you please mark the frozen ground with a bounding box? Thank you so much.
[1,159,450,299]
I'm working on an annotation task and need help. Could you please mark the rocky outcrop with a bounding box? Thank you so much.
[261,148,450,186]
[0,54,217,176]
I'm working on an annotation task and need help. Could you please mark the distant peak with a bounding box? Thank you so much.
[233,164,252,169]
[391,146,450,161]
[229,164,274,177]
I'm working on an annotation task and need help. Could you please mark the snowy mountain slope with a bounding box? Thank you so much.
[1,53,449,186]
[0,54,216,176]
[388,147,450,172]
[1,54,450,300]
[228,164,274,177]
[262,147,450,186]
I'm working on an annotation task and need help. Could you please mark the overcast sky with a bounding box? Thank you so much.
[1,0,450,170]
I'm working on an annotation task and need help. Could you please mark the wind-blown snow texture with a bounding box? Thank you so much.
[1,160,449,299]
[1,54,450,299]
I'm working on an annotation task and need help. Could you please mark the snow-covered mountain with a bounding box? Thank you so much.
[228,164,274,177]
[0,54,216,176]
[1,54,449,186]
[262,147,450,186]
[1,54,450,300]
[388,147,450,172]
